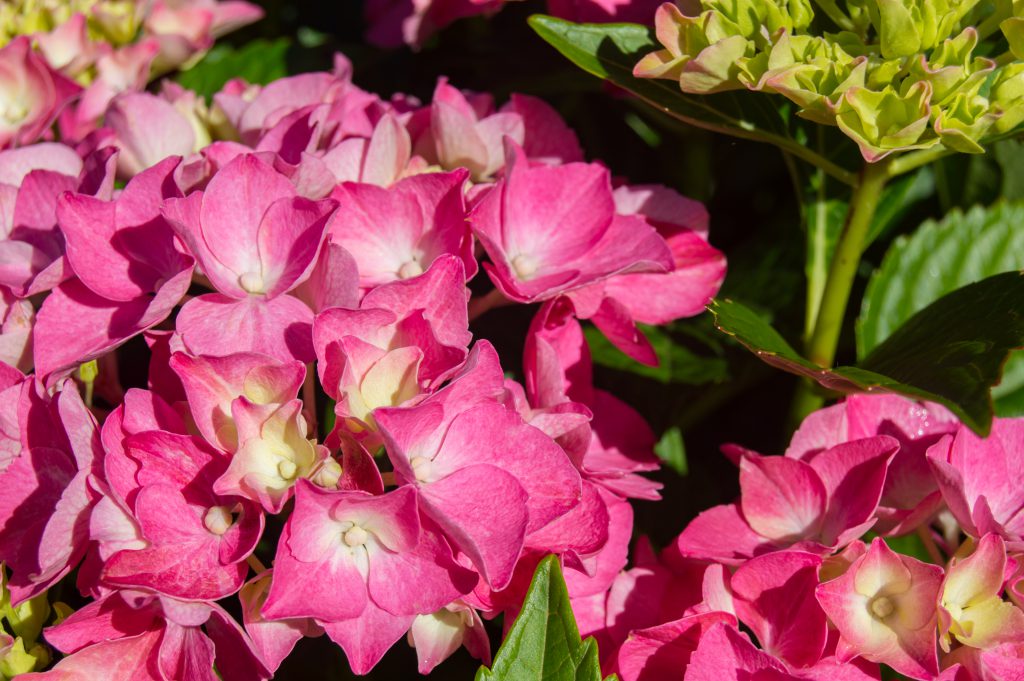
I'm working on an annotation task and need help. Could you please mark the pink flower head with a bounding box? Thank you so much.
[162,153,337,362]
[106,92,202,178]
[0,38,77,149]
[261,481,476,674]
[234,70,375,146]
[420,78,525,182]
[99,430,264,601]
[676,436,898,563]
[928,417,1024,547]
[24,590,269,681]
[0,142,116,299]
[546,0,663,24]
[321,112,423,186]
[502,93,584,166]
[816,537,943,679]
[566,183,726,364]
[215,398,333,513]
[34,13,99,79]
[617,611,736,681]
[62,40,160,142]
[34,156,194,380]
[939,533,1024,651]
[327,169,476,289]
[313,255,471,444]
[790,394,957,535]
[0,380,100,605]
[471,141,672,303]
[171,350,305,452]
[375,341,583,589]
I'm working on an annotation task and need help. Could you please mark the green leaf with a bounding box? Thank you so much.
[476,555,615,681]
[654,426,687,476]
[711,274,1024,436]
[584,325,727,385]
[177,38,291,99]
[857,203,1024,415]
[527,16,856,185]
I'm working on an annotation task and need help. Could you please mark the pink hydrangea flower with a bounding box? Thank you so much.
[816,537,943,679]
[261,481,476,673]
[676,436,898,563]
[0,38,77,149]
[471,141,673,303]
[928,418,1024,548]
[35,156,194,380]
[161,153,337,362]
[327,169,476,289]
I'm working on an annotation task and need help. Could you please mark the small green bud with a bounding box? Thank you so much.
[836,81,938,160]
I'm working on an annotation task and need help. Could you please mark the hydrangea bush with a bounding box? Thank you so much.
[0,0,1023,680]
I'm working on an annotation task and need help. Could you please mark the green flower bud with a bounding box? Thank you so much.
[905,28,995,104]
[0,636,39,679]
[989,62,1024,132]
[872,0,981,59]
[836,81,938,160]
[934,92,999,152]
[634,4,752,93]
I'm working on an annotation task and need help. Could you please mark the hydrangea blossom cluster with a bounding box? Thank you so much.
[0,0,262,149]
[585,394,1024,681]
[0,49,728,677]
[635,0,1024,160]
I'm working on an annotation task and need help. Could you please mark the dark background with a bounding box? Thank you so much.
[177,2,1017,677]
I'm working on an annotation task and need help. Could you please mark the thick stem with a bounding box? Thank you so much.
[790,159,891,421]
[806,160,890,367]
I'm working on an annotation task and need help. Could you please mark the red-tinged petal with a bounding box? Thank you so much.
[618,612,737,681]
[731,551,827,668]
[418,464,528,590]
[740,454,827,544]
[674,503,773,564]
[176,293,315,364]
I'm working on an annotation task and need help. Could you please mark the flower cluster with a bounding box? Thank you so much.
[635,0,1024,160]
[583,394,1024,681]
[0,0,262,149]
[0,46,726,677]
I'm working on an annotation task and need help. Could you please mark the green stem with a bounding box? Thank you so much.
[790,159,891,420]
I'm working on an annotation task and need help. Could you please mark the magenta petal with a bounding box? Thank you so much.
[739,454,827,544]
[367,520,475,617]
[257,195,335,298]
[176,293,315,363]
[810,436,898,546]
[21,629,164,681]
[322,606,415,675]
[420,464,528,590]
[673,504,772,564]
[617,611,736,681]
[684,622,792,681]
[34,269,191,380]
[731,550,827,668]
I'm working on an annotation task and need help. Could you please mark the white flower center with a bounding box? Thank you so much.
[238,271,264,294]
[869,595,895,620]
[203,505,235,536]
[510,254,538,280]
[343,525,369,547]
[398,260,424,279]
